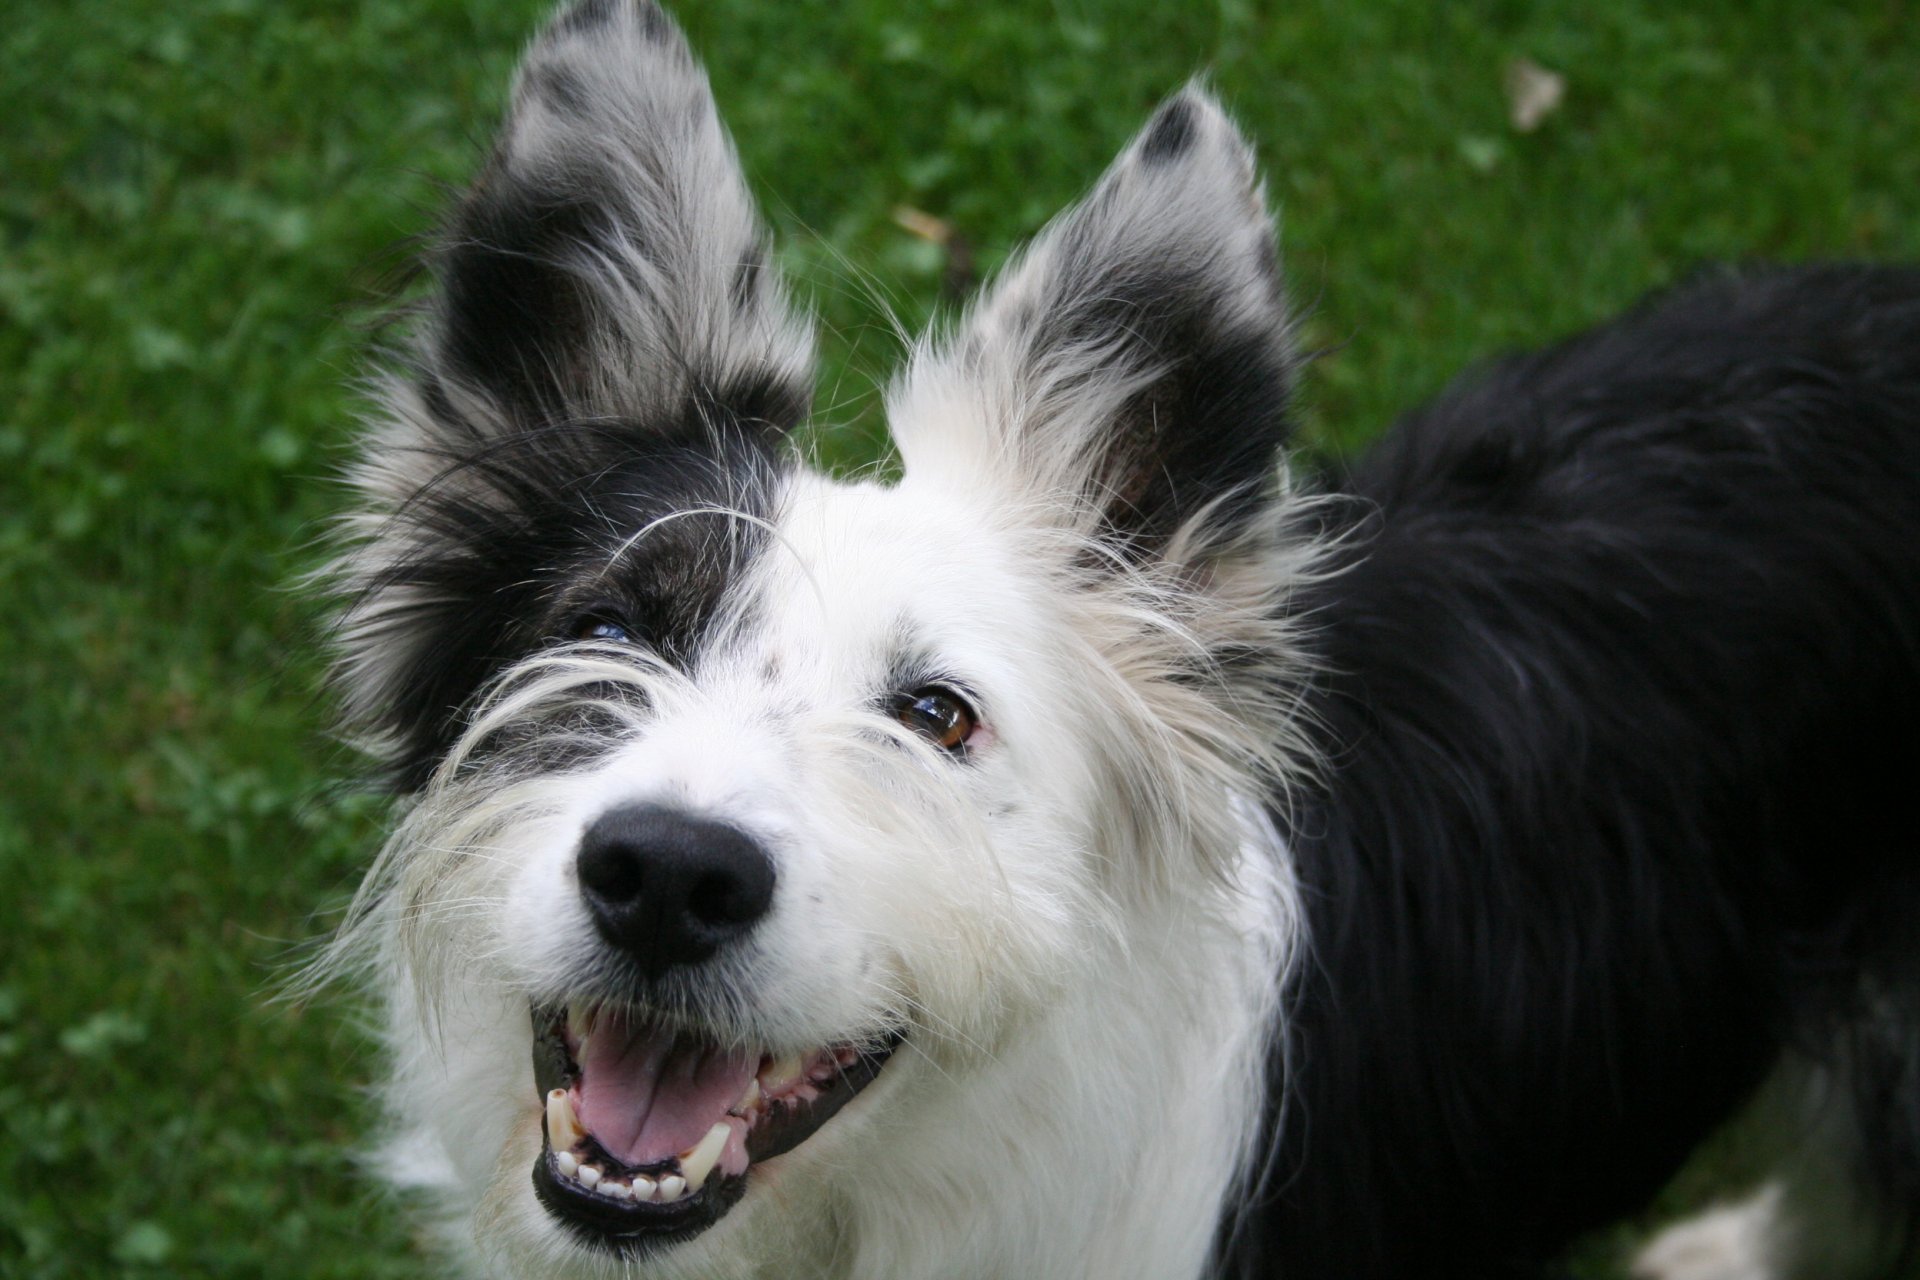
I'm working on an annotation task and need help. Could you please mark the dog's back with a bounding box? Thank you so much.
[1236,265,1920,1277]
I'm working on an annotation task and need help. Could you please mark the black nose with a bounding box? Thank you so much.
[575,805,776,976]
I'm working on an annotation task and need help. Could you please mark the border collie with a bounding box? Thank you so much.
[315,3,1920,1276]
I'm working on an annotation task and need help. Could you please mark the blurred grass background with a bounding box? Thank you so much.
[4,0,1917,1274]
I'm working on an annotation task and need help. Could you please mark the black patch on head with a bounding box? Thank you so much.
[1139,97,1198,165]
[355,402,792,792]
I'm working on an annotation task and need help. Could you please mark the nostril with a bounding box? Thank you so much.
[574,805,776,975]
[576,835,646,904]
[688,868,762,927]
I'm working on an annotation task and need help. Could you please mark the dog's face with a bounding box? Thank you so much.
[325,2,1305,1273]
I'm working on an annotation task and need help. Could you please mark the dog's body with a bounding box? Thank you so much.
[1249,266,1920,1278]
[319,3,1920,1277]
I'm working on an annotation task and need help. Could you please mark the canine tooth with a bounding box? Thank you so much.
[632,1174,657,1201]
[657,1174,687,1202]
[554,1150,579,1178]
[760,1052,805,1092]
[578,1164,601,1189]
[546,1089,584,1150]
[732,1077,762,1114]
[679,1122,730,1193]
[564,997,595,1051]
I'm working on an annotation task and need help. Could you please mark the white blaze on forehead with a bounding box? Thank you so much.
[731,470,1057,703]
[608,693,793,814]
[552,469,1057,829]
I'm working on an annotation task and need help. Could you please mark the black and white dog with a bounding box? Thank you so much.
[317,3,1920,1276]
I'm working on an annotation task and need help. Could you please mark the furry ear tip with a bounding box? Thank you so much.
[543,0,678,44]
[512,0,698,128]
[1131,84,1253,170]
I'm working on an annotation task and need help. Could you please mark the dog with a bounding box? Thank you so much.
[315,2,1920,1276]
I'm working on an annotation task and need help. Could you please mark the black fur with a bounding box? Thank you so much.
[1227,264,1920,1277]
[1139,96,1199,164]
[350,407,785,793]
[438,179,611,422]
[348,170,803,790]
[1085,288,1293,550]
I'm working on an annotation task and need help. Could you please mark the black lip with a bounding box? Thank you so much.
[528,1006,900,1250]
[531,1138,748,1257]
[745,1040,894,1166]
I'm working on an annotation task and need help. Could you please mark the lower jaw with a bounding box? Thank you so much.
[531,1147,749,1257]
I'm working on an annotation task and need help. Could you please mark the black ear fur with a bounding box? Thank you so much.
[422,0,811,437]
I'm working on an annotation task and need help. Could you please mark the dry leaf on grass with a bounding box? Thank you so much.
[1505,57,1565,132]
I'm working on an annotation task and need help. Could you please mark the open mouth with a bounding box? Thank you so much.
[529,1003,898,1252]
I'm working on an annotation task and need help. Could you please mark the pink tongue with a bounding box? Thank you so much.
[574,1014,756,1168]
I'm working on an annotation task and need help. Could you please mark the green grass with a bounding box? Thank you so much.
[4,0,1917,1274]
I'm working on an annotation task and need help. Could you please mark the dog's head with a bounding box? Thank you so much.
[323,1,1309,1273]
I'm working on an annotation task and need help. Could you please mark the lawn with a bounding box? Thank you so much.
[4,0,1917,1274]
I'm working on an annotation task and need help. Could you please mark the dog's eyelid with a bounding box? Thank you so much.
[561,599,644,646]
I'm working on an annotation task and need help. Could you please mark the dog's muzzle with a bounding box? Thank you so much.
[528,807,901,1253]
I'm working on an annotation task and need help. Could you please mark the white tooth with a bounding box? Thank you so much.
[732,1078,762,1114]
[554,1150,579,1178]
[546,1089,584,1150]
[760,1053,805,1092]
[657,1174,686,1202]
[632,1174,657,1201]
[679,1122,730,1193]
[578,1164,602,1189]
[603,1179,631,1201]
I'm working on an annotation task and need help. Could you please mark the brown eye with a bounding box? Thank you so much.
[890,685,979,755]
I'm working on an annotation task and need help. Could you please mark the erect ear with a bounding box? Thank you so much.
[891,86,1292,556]
[332,0,811,780]
[373,0,811,485]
